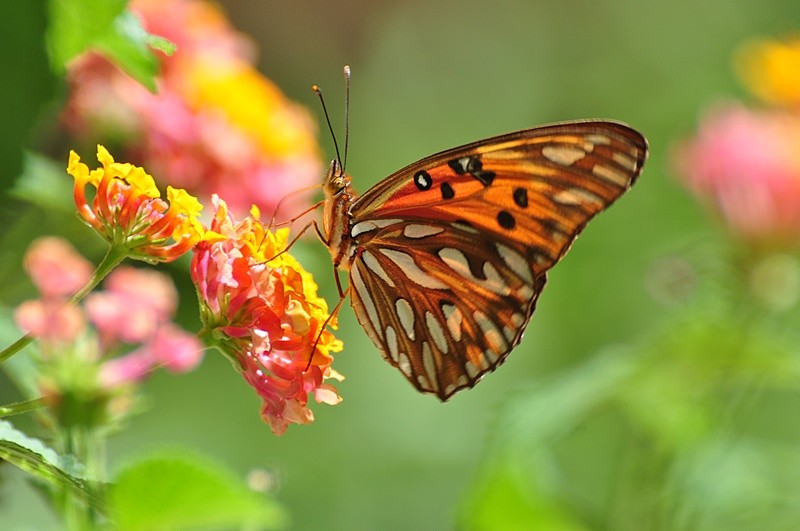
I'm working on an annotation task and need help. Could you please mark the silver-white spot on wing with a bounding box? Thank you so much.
[425,311,449,354]
[586,134,611,145]
[403,224,445,239]
[351,218,403,238]
[398,352,412,377]
[593,164,629,187]
[379,248,449,290]
[542,145,586,166]
[451,221,480,235]
[496,243,533,284]
[553,187,603,207]
[503,325,518,343]
[385,325,399,363]
[482,261,510,296]
[510,313,526,328]
[442,303,463,343]
[465,360,480,378]
[422,342,439,393]
[474,310,508,355]
[438,247,510,296]
[351,262,382,337]
[395,298,416,340]
[361,250,395,287]
[613,151,638,172]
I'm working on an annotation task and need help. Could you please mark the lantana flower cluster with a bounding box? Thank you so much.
[14,145,343,435]
[64,0,321,218]
[192,196,343,435]
[674,36,800,246]
[69,145,206,262]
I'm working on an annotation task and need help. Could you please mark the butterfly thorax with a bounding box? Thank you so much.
[322,159,357,271]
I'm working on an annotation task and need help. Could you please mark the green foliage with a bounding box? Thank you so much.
[460,306,800,530]
[47,0,164,91]
[12,152,81,213]
[0,420,105,513]
[109,452,286,530]
[0,1,56,191]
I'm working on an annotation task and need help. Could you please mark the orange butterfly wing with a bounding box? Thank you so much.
[344,121,648,399]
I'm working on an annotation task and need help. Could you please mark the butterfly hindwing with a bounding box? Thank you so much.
[349,219,550,398]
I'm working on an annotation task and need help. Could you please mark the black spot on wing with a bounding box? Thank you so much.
[447,155,495,187]
[414,170,432,191]
[497,210,516,230]
[513,187,528,208]
[440,182,455,200]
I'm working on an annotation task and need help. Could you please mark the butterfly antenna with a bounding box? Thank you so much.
[342,65,351,174]
[313,84,343,172]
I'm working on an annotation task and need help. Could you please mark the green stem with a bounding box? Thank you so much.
[0,334,33,365]
[69,244,129,304]
[0,244,129,365]
[0,396,47,417]
[59,428,93,531]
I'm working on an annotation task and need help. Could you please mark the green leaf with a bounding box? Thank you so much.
[110,451,286,530]
[47,0,127,68]
[0,420,106,513]
[47,0,168,92]
[0,2,57,191]
[10,152,74,213]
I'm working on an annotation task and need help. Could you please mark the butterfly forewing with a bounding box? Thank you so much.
[340,121,647,400]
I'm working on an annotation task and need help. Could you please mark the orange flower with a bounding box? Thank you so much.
[191,195,343,434]
[68,145,206,263]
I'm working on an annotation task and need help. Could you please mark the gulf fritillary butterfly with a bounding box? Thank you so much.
[316,118,648,400]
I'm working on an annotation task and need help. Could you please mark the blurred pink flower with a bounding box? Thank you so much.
[14,238,91,345]
[674,103,800,244]
[63,0,322,219]
[15,238,203,399]
[85,266,180,351]
[14,300,85,346]
[99,324,203,387]
[23,237,92,299]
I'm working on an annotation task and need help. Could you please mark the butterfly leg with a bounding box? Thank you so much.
[266,219,329,263]
[334,266,346,299]
[304,285,350,371]
[268,191,323,231]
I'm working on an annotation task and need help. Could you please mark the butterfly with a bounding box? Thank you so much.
[318,120,648,400]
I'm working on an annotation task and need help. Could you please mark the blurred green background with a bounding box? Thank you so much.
[3,0,800,529]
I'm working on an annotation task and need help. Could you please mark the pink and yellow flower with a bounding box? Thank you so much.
[68,145,206,262]
[191,195,343,435]
[64,0,321,218]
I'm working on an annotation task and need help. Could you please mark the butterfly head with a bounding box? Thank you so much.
[323,158,351,196]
